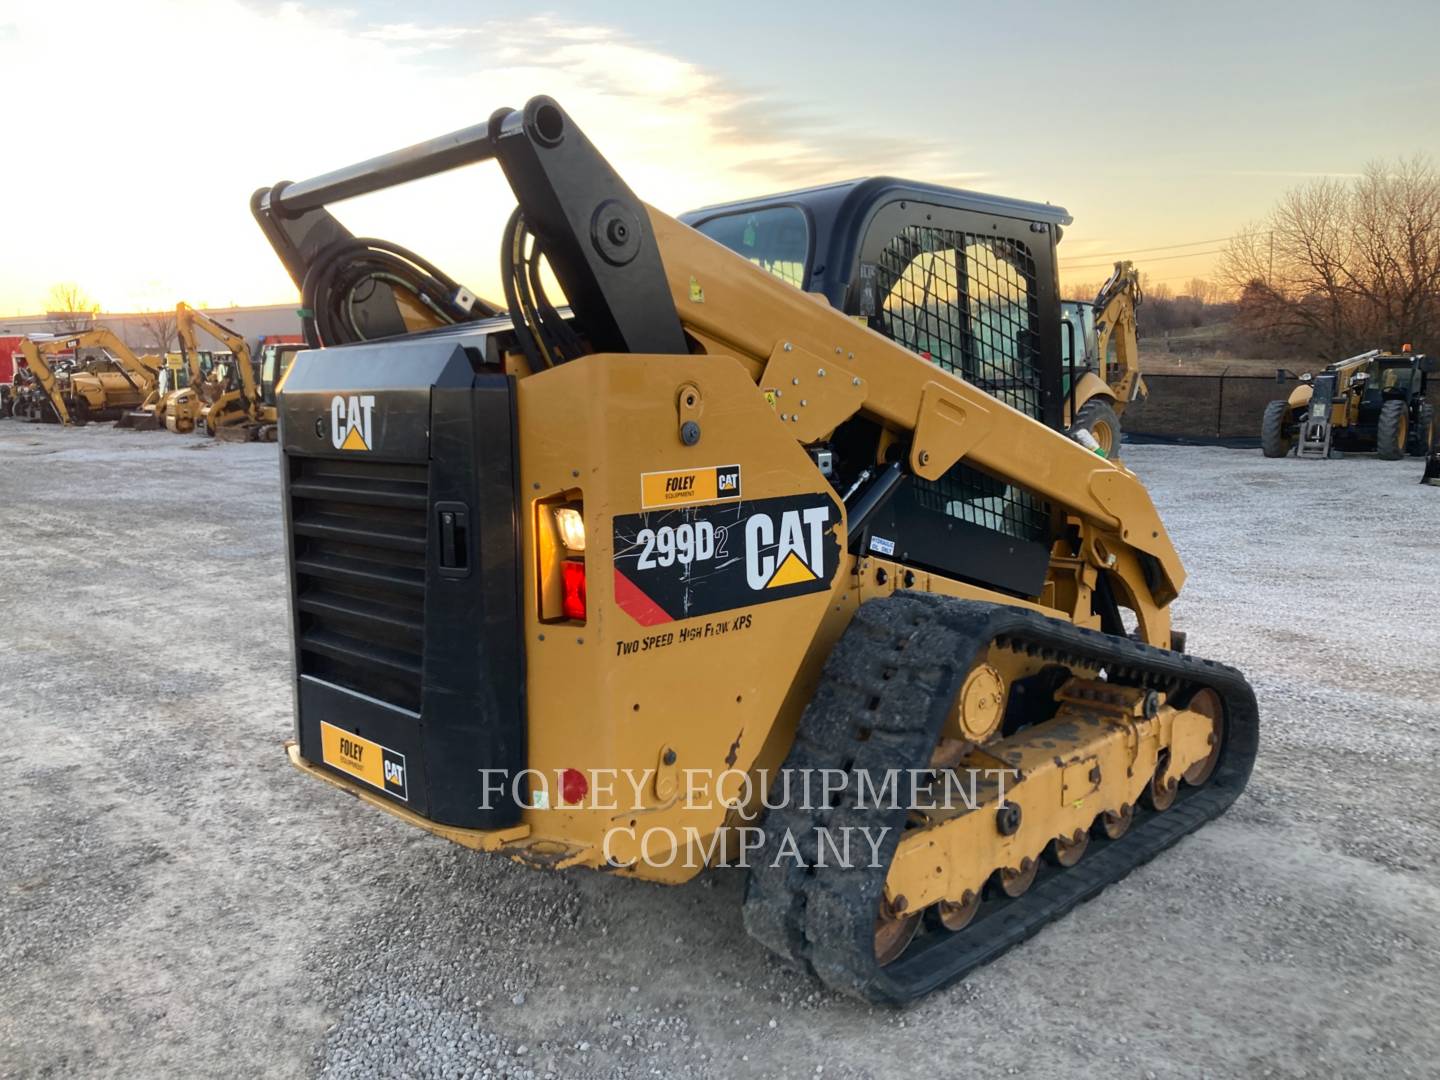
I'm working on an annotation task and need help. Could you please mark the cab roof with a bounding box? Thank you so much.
[680,176,1071,308]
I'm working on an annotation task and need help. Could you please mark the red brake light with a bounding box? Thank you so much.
[561,558,587,620]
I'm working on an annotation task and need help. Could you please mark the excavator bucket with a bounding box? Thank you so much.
[116,409,160,430]
[213,423,256,443]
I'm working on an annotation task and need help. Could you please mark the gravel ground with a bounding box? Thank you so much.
[1,422,1438,1080]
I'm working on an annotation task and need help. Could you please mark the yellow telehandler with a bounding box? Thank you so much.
[1262,347,1436,459]
[253,98,1257,1004]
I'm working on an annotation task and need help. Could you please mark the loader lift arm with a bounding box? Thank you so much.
[254,97,1181,600]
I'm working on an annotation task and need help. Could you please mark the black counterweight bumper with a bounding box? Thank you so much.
[279,337,525,828]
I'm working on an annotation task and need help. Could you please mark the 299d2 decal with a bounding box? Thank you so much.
[613,491,843,627]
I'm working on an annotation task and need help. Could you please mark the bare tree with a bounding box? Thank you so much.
[46,282,101,333]
[1221,157,1440,360]
[137,309,178,353]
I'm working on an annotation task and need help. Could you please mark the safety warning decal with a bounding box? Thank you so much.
[613,491,842,626]
[640,464,741,509]
[320,721,408,801]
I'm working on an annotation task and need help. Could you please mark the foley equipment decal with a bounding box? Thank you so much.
[320,721,408,800]
[640,464,741,509]
[613,492,841,626]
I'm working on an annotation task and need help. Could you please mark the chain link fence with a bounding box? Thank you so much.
[1122,371,1440,445]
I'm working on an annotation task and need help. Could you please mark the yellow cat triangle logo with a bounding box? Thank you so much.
[766,551,817,588]
[340,425,370,451]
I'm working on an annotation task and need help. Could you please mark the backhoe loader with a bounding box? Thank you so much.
[1262,347,1436,459]
[10,331,161,424]
[118,330,208,432]
[1059,261,1146,455]
[176,302,276,441]
[253,98,1258,1004]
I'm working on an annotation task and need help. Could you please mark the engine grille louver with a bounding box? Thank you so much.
[290,456,428,713]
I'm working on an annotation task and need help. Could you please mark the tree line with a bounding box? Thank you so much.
[1221,157,1440,361]
[1063,156,1439,362]
[1063,275,1235,338]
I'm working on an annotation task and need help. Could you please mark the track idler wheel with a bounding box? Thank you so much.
[874,895,919,967]
[1146,750,1178,812]
[1050,828,1090,867]
[998,856,1038,898]
[1182,688,1225,786]
[1098,803,1134,840]
[931,890,980,933]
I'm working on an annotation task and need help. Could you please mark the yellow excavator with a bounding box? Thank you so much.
[10,330,162,425]
[1059,261,1146,456]
[253,98,1257,1004]
[174,302,277,441]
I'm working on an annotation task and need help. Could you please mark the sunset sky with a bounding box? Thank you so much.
[2,0,1437,315]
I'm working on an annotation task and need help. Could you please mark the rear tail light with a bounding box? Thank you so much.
[561,559,587,620]
[537,495,586,624]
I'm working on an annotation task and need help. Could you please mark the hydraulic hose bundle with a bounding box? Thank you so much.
[298,237,501,348]
[499,208,584,371]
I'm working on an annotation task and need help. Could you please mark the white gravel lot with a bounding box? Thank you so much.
[1,422,1437,1080]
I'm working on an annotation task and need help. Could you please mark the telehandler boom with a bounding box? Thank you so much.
[253,98,1258,1004]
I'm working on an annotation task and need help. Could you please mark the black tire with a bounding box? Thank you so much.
[1407,403,1435,457]
[1261,400,1292,458]
[1376,400,1407,460]
[1069,397,1122,457]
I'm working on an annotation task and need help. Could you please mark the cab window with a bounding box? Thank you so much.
[694,206,809,288]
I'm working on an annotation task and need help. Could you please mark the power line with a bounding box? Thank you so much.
[1060,234,1238,259]
[1061,247,1227,272]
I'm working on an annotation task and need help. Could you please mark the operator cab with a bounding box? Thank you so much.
[681,177,1072,432]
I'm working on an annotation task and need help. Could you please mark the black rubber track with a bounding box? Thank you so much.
[742,593,1260,1005]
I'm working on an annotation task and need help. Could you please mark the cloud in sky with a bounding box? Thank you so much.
[0,2,982,314]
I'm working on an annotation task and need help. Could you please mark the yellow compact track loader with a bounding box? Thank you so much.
[11,331,162,425]
[1263,347,1437,460]
[253,98,1258,1004]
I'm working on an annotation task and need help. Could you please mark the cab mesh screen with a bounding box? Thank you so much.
[873,226,1049,544]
